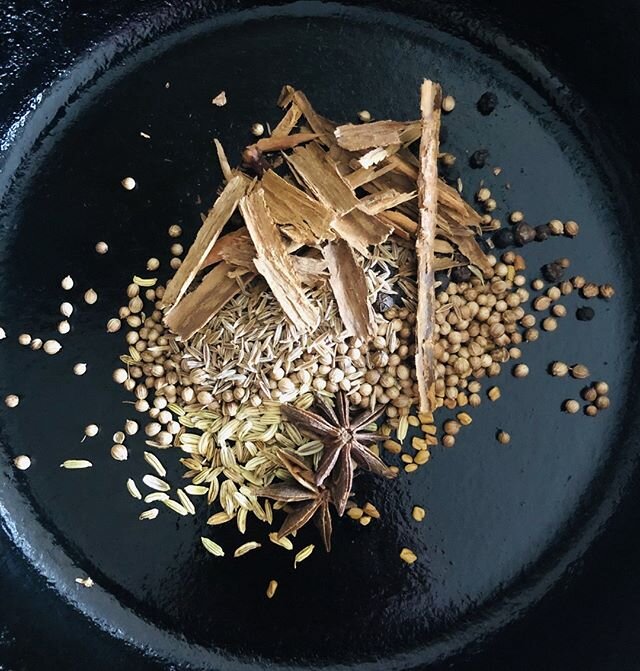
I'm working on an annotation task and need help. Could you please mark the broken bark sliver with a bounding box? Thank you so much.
[323,239,376,340]
[240,189,320,333]
[415,79,442,414]
[161,174,247,309]
[334,120,420,151]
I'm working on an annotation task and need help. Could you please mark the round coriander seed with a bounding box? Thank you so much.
[509,211,524,224]
[565,220,579,237]
[60,302,73,318]
[146,257,160,271]
[548,219,564,235]
[564,399,580,414]
[4,394,19,408]
[61,275,74,290]
[73,362,87,375]
[124,419,138,436]
[571,364,590,379]
[30,338,42,350]
[594,381,609,396]
[357,109,371,122]
[95,241,109,254]
[121,176,136,190]
[112,431,126,444]
[84,424,99,438]
[84,288,98,305]
[585,404,598,417]
[477,187,491,202]
[497,430,511,444]
[541,317,557,331]
[513,363,529,378]
[595,396,610,410]
[170,257,182,270]
[14,455,31,470]
[551,361,569,377]
[18,333,31,346]
[106,318,121,333]
[170,243,183,256]
[251,122,265,137]
[43,339,62,355]
[112,368,128,384]
[111,444,128,461]
[58,320,71,335]
[441,95,456,112]
[168,224,182,238]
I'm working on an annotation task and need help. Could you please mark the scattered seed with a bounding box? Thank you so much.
[268,532,294,550]
[400,547,418,564]
[168,225,182,238]
[185,485,208,496]
[18,333,31,346]
[84,424,99,438]
[95,241,109,254]
[61,275,74,290]
[75,577,94,588]
[294,544,315,568]
[146,257,160,271]
[124,419,138,435]
[564,220,579,237]
[144,451,166,477]
[571,364,590,379]
[412,506,426,522]
[585,404,598,417]
[201,537,225,557]
[111,444,128,461]
[497,430,511,444]
[576,306,595,321]
[13,455,31,470]
[357,109,371,122]
[60,460,93,469]
[266,579,278,599]
[30,338,43,350]
[441,95,456,112]
[107,318,121,333]
[551,361,569,377]
[513,364,529,378]
[121,176,136,190]
[126,478,142,499]
[142,474,170,491]
[211,91,227,106]
[541,317,557,332]
[112,368,128,384]
[84,289,98,305]
[564,399,580,414]
[132,275,157,287]
[73,363,88,375]
[43,339,62,355]
[487,386,501,401]
[594,381,609,396]
[4,394,19,408]
[251,122,265,137]
[234,541,261,557]
[164,499,189,516]
[139,508,159,520]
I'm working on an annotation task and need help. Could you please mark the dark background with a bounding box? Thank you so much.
[1,1,640,670]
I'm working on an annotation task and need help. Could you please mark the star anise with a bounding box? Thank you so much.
[281,392,396,516]
[256,448,334,552]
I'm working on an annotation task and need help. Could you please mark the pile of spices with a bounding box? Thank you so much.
[1,81,617,587]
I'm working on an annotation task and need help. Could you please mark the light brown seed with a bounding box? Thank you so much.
[13,455,31,470]
[43,340,62,355]
[110,444,128,461]
[4,394,19,408]
[571,364,590,379]
[84,289,98,305]
[61,275,74,290]
[564,399,580,414]
[497,430,511,444]
[412,506,426,522]
[121,176,136,190]
[266,579,278,599]
[400,548,417,564]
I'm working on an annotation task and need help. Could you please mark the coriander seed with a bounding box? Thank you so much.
[251,122,265,136]
[170,243,183,256]
[121,176,136,190]
[170,257,182,270]
[497,430,510,444]
[43,339,62,355]
[168,224,182,238]
[551,304,567,318]
[358,109,372,122]
[571,364,590,379]
[572,275,586,289]
[564,399,580,414]
[594,381,609,396]
[551,361,569,377]
[531,278,544,291]
[582,387,597,402]
[13,455,31,470]
[509,211,524,224]
[112,368,128,384]
[113,431,126,444]
[581,283,599,299]
[84,424,99,438]
[111,444,129,461]
[107,318,121,333]
[60,302,73,317]
[30,338,42,350]
[58,320,71,335]
[412,506,426,522]
[4,394,19,408]
[125,419,138,435]
[84,288,98,305]
[73,362,87,375]
[441,95,456,112]
[442,434,456,448]
[599,284,615,299]
[564,220,579,237]
[513,363,529,378]
[95,241,109,254]
[541,317,558,331]
[146,257,160,271]
[595,396,610,410]
[443,420,460,435]
[477,187,491,202]
[18,333,31,346]
[61,275,74,290]
[585,404,598,417]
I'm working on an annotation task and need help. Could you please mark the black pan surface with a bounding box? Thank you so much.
[1,2,640,670]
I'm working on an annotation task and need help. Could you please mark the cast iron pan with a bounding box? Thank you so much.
[2,1,640,670]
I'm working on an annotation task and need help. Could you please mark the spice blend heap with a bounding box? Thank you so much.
[4,81,615,588]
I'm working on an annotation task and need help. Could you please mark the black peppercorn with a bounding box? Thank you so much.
[469,149,489,169]
[513,222,536,246]
[492,228,515,248]
[576,306,595,321]
[374,293,395,313]
[535,224,550,242]
[451,265,472,282]
[477,91,498,115]
[541,262,565,282]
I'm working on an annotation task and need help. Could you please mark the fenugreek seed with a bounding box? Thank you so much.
[400,548,417,564]
[266,579,278,599]
[411,437,427,450]
[362,502,380,519]
[14,455,31,470]
[61,275,74,290]
[414,450,430,465]
[84,289,98,305]
[542,317,557,331]
[294,544,315,567]
[551,361,569,377]
[497,430,511,444]
[127,478,142,500]
[384,439,402,454]
[18,333,31,346]
[201,537,225,557]
[110,444,128,461]
[585,404,598,417]
[412,506,426,522]
[405,463,418,473]
[121,176,136,190]
[168,224,182,238]
[146,257,160,271]
[441,95,456,112]
[347,507,364,520]
[452,412,470,427]
[234,541,261,557]
[571,364,590,379]
[60,460,92,469]
[513,364,529,378]
[142,474,170,491]
[139,508,159,521]
[359,515,372,526]
[4,394,19,408]
[144,451,166,477]
[84,424,99,437]
[564,399,580,414]
[43,339,62,355]
[488,386,501,401]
